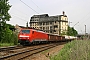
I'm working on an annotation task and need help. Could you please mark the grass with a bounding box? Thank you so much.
[50,40,90,60]
[0,43,14,47]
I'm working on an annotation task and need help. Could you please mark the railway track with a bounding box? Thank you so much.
[0,42,66,60]
[0,45,25,52]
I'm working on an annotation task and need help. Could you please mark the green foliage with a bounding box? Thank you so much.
[0,43,14,47]
[67,26,78,36]
[0,0,11,21]
[6,24,14,29]
[50,40,90,60]
[11,32,18,45]
[0,27,18,45]
[1,27,12,43]
[6,23,15,31]
[0,0,11,42]
[0,0,18,46]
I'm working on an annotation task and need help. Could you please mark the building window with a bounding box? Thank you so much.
[40,27,42,29]
[48,27,49,29]
[55,21,56,23]
[62,22,63,25]
[50,22,52,24]
[50,31,52,33]
[50,26,52,30]
[43,23,45,25]
[54,30,56,32]
[46,22,49,25]
[43,27,45,30]
[47,31,49,33]
[40,23,42,25]
[35,23,36,26]
[65,18,67,21]
[46,27,47,30]
[54,25,58,28]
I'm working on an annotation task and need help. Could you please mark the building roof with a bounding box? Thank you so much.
[32,14,49,18]
[30,14,67,22]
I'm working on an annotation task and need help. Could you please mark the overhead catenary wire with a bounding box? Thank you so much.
[78,11,90,25]
[10,12,28,21]
[81,17,90,24]
[20,0,39,14]
[73,22,79,27]
[13,7,29,17]
[30,0,44,12]
[11,14,30,27]
[11,13,27,22]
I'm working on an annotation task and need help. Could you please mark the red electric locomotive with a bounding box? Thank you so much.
[18,29,48,45]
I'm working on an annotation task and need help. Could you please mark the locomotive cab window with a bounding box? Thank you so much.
[21,30,30,33]
[32,31,34,34]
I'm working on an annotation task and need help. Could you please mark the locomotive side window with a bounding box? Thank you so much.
[32,31,34,34]
[21,30,30,33]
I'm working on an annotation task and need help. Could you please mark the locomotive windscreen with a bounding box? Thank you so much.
[21,30,30,33]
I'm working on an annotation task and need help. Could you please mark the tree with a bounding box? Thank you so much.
[71,27,78,36]
[0,0,11,42]
[6,24,15,31]
[67,26,78,36]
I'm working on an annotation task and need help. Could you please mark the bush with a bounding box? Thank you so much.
[11,32,18,45]
[0,27,18,45]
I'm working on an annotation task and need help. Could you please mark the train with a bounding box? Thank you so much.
[18,28,77,45]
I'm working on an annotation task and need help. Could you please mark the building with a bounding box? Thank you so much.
[15,24,25,33]
[30,11,68,35]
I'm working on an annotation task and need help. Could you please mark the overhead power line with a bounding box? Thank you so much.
[73,22,79,27]
[79,11,90,25]
[11,14,27,22]
[30,0,44,12]
[13,7,29,17]
[20,0,39,14]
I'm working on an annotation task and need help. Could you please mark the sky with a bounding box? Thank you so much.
[7,0,90,34]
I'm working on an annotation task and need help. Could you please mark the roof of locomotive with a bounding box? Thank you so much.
[21,28,48,34]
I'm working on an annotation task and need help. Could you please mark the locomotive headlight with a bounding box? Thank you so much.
[27,37,29,39]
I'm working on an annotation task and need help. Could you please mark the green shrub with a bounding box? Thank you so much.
[0,27,18,46]
[11,32,18,45]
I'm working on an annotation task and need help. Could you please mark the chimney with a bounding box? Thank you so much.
[62,11,65,16]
